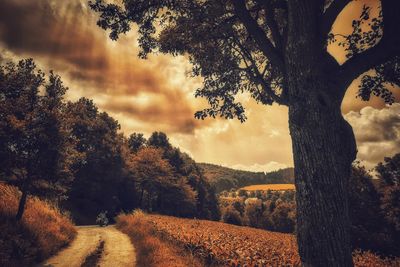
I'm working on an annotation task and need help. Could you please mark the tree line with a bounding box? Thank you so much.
[199,163,294,193]
[0,59,219,224]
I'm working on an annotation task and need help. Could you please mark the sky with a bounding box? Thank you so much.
[0,0,399,172]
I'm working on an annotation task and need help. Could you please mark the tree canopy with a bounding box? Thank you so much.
[90,0,399,121]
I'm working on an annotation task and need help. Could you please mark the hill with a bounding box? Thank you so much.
[198,163,294,192]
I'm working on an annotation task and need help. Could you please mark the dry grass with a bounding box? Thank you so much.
[119,213,400,267]
[241,183,295,191]
[0,183,77,266]
[116,210,203,267]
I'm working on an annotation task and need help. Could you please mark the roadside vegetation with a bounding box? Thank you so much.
[116,211,203,267]
[0,183,76,266]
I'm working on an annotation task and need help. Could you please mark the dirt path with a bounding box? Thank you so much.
[39,225,136,267]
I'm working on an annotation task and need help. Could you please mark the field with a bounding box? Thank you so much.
[118,212,400,267]
[241,183,295,191]
[0,183,76,266]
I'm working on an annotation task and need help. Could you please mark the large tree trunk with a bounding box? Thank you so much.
[289,99,356,267]
[285,2,357,266]
[16,189,28,221]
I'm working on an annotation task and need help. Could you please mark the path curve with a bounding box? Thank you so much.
[39,225,136,267]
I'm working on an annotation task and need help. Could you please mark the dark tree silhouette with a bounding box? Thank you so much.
[376,153,400,246]
[147,131,172,149]
[0,59,79,220]
[127,132,146,153]
[90,1,400,265]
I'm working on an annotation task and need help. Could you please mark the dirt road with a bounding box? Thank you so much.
[39,225,136,267]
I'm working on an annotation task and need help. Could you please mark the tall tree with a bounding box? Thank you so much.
[90,1,400,265]
[65,98,126,223]
[0,59,78,220]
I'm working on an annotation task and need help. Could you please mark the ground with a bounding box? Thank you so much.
[39,225,136,267]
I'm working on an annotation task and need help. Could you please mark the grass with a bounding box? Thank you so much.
[241,183,295,191]
[116,210,203,267]
[0,183,77,266]
[118,212,400,267]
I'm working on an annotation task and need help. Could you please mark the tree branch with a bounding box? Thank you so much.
[255,0,283,51]
[232,0,284,72]
[338,0,400,87]
[321,0,350,38]
[232,37,287,105]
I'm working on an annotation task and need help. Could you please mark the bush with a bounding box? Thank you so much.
[221,207,243,226]
[0,183,76,266]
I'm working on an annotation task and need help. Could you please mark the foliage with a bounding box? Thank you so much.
[220,189,296,233]
[0,183,76,266]
[89,0,399,120]
[127,132,146,153]
[376,153,400,255]
[127,135,220,220]
[64,97,127,224]
[0,59,81,219]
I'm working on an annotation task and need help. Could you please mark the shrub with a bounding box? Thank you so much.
[0,183,76,266]
[221,207,243,226]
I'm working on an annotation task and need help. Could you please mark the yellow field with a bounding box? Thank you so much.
[241,183,295,191]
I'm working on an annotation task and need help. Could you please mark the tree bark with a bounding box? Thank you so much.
[285,2,357,266]
[289,100,356,267]
[16,189,28,221]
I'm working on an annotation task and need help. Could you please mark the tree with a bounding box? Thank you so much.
[0,59,79,220]
[376,153,400,252]
[348,164,387,253]
[90,1,400,265]
[147,131,171,149]
[65,98,126,223]
[129,147,175,210]
[127,132,146,153]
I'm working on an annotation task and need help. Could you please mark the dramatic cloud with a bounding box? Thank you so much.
[0,0,398,171]
[0,0,204,134]
[345,104,400,169]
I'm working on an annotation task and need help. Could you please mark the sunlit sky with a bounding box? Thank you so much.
[1,0,399,171]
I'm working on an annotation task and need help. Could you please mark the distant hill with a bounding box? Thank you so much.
[198,163,294,192]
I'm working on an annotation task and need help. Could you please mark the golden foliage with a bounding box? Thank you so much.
[0,183,76,266]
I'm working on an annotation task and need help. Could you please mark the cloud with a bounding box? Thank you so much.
[230,162,288,173]
[0,0,204,135]
[345,104,400,169]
